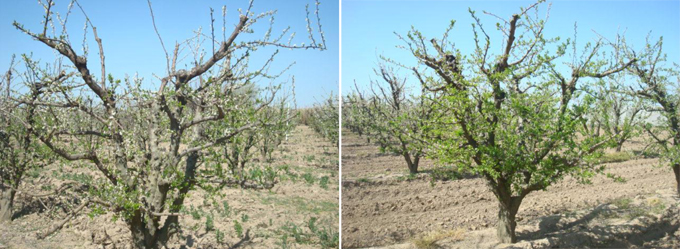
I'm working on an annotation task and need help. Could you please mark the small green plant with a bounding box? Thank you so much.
[597,152,635,164]
[302,173,315,185]
[307,217,318,232]
[278,164,299,183]
[315,228,339,248]
[241,213,249,222]
[221,201,232,217]
[216,228,225,243]
[303,154,316,163]
[307,217,339,248]
[357,178,371,183]
[319,176,330,190]
[190,207,202,220]
[612,198,632,209]
[647,198,666,214]
[412,229,465,249]
[625,206,648,219]
[234,220,244,238]
[205,214,214,232]
[280,222,306,244]
[278,234,290,249]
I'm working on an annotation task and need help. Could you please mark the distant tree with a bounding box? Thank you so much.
[399,1,636,243]
[342,93,371,140]
[308,92,339,147]
[10,0,326,248]
[587,76,644,152]
[623,36,680,196]
[0,56,55,222]
[258,97,296,162]
[351,62,437,174]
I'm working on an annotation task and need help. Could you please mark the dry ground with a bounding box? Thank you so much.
[0,125,338,249]
[341,130,679,248]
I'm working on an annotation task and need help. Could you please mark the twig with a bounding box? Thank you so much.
[146,0,170,73]
[37,198,90,239]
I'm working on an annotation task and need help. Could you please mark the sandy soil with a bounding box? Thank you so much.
[341,130,678,248]
[0,125,339,249]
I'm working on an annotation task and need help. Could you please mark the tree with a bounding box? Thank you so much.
[587,76,644,152]
[10,0,326,248]
[0,55,61,223]
[308,92,339,147]
[343,92,377,143]
[398,1,635,243]
[351,62,437,174]
[258,97,296,162]
[623,35,680,196]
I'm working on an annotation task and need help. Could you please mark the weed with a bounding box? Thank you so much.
[205,214,214,232]
[242,213,249,222]
[190,207,202,220]
[278,164,299,183]
[430,166,463,182]
[303,154,316,163]
[234,220,244,238]
[598,152,634,164]
[303,173,315,185]
[216,228,225,244]
[612,198,632,209]
[256,193,336,214]
[281,222,306,243]
[357,178,371,183]
[307,217,318,232]
[319,176,330,189]
[625,207,648,219]
[278,234,290,249]
[307,217,339,248]
[412,229,465,249]
[647,198,666,214]
[221,201,232,217]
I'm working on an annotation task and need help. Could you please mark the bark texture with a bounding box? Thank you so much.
[0,187,16,222]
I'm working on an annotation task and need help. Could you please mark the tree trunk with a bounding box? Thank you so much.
[493,181,523,244]
[0,187,16,222]
[403,152,418,174]
[673,163,680,197]
[496,200,520,243]
[615,141,624,152]
[129,210,162,249]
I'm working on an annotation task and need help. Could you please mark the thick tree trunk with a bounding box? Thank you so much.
[0,187,16,222]
[673,163,680,197]
[129,210,162,249]
[493,179,523,244]
[497,200,520,243]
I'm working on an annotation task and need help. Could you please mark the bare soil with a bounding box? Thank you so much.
[0,125,338,249]
[341,130,679,248]
[365,189,680,249]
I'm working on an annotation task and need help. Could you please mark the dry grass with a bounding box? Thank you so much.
[411,228,465,249]
[598,151,635,164]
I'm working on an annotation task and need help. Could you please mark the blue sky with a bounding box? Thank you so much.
[342,0,680,94]
[0,0,339,107]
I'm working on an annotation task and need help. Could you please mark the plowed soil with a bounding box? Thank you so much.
[341,130,678,248]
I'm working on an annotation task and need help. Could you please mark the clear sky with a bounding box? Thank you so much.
[342,0,680,94]
[0,0,339,107]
